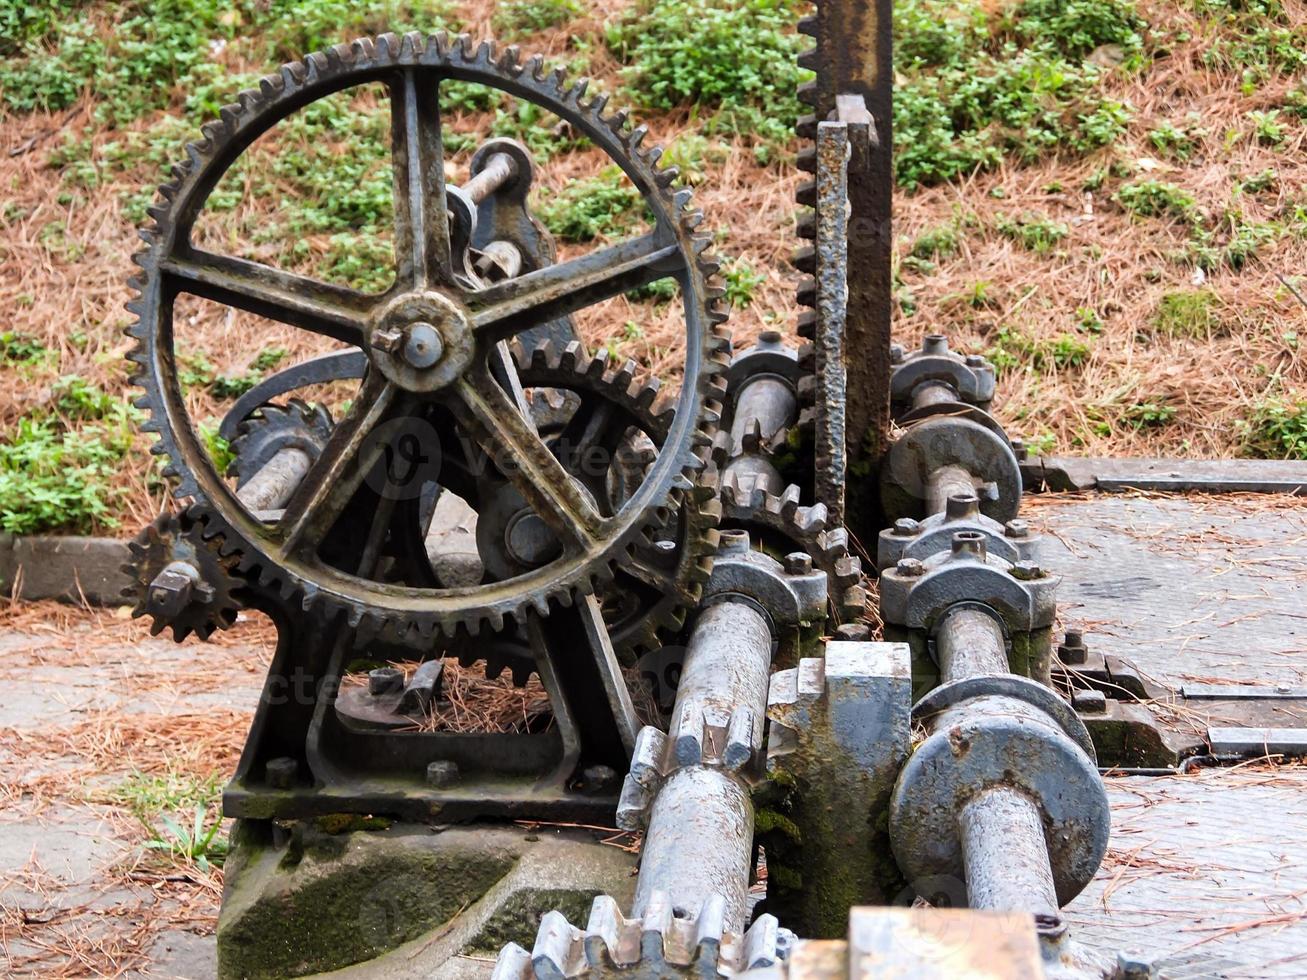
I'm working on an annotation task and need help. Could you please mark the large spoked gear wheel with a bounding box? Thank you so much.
[719,473,866,624]
[126,33,729,642]
[514,340,721,660]
[123,513,248,641]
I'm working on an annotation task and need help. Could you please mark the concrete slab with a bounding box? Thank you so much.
[1030,495,1307,687]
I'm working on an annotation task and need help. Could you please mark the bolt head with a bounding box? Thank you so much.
[896,557,925,577]
[371,327,404,354]
[1004,519,1030,539]
[945,494,979,521]
[892,517,920,536]
[402,321,444,369]
[950,530,986,559]
[784,552,813,575]
[265,756,298,789]
[759,329,783,345]
[922,334,948,355]
[1011,560,1043,580]
[965,353,986,368]
[889,343,905,364]
[1073,689,1108,714]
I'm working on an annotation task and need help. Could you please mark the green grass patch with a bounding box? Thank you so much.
[893,0,1141,188]
[995,211,1068,253]
[534,167,643,242]
[987,326,1091,373]
[1240,397,1307,458]
[1121,399,1177,427]
[911,224,961,260]
[1153,289,1219,336]
[1115,180,1198,222]
[1147,118,1207,160]
[492,0,580,35]
[723,260,765,308]
[605,0,810,146]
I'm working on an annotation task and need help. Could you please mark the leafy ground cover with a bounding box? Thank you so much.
[0,0,1304,534]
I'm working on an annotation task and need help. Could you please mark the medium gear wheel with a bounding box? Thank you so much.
[125,32,730,642]
[492,893,787,979]
[514,340,721,660]
[123,512,247,641]
[228,398,333,487]
[719,474,866,624]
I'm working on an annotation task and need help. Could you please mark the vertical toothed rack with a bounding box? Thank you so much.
[795,0,893,544]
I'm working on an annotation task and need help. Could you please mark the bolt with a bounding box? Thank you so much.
[505,511,561,566]
[1010,437,1029,461]
[265,756,298,789]
[371,327,404,354]
[654,539,677,554]
[147,560,200,617]
[945,494,979,521]
[582,764,620,793]
[1058,630,1088,665]
[965,353,986,368]
[1011,560,1043,580]
[896,557,925,577]
[1073,689,1108,714]
[1115,952,1155,979]
[835,623,871,641]
[426,760,459,787]
[889,343,905,364]
[923,334,948,355]
[719,529,751,555]
[951,530,986,559]
[368,667,404,696]
[759,329,783,345]
[1276,683,1293,694]
[892,517,920,536]
[402,321,444,369]
[784,552,813,575]
[1004,519,1030,539]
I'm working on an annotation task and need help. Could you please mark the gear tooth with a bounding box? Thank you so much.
[644,145,663,167]
[454,33,476,60]
[523,54,545,81]
[587,92,609,114]
[627,124,648,150]
[798,14,818,36]
[559,340,582,373]
[473,39,495,65]
[654,165,678,188]
[798,79,819,108]
[797,49,819,71]
[585,349,608,379]
[499,44,521,73]
[604,107,630,133]
[568,78,589,102]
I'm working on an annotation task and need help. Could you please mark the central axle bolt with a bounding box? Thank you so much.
[402,321,444,369]
[951,530,987,559]
[505,511,560,566]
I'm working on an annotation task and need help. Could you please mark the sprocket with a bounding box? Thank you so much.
[125,32,730,643]
[719,474,866,624]
[123,512,248,642]
[229,398,333,488]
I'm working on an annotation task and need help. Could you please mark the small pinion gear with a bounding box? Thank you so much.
[123,513,248,641]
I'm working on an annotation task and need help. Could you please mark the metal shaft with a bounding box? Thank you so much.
[461,152,518,205]
[725,376,798,494]
[936,605,1008,682]
[236,447,312,513]
[925,464,975,516]
[632,600,773,933]
[911,381,958,411]
[960,786,1059,918]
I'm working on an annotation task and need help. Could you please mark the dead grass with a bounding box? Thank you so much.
[2,1,1302,537]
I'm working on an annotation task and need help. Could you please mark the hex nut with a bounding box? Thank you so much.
[784,552,814,575]
[1011,560,1043,580]
[1072,689,1107,714]
[368,667,404,696]
[265,756,298,789]
[896,558,926,577]
[892,518,920,536]
[1004,519,1030,539]
[426,760,459,787]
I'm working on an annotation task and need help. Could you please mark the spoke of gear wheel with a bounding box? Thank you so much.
[719,473,866,624]
[124,32,730,643]
[123,512,247,642]
[514,340,720,661]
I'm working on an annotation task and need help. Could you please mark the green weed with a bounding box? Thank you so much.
[492,0,580,35]
[1076,306,1104,333]
[606,0,810,146]
[912,224,960,260]
[0,331,49,365]
[113,770,224,819]
[995,212,1068,254]
[1247,109,1286,146]
[1153,289,1219,336]
[1115,180,1198,223]
[1238,168,1278,194]
[987,326,1091,373]
[723,261,766,308]
[535,167,643,242]
[141,804,228,872]
[1147,119,1206,160]
[1121,400,1176,427]
[1240,397,1307,458]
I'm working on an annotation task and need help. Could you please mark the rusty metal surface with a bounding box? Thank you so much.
[1031,494,1307,687]
[812,120,849,525]
[1070,768,1307,976]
